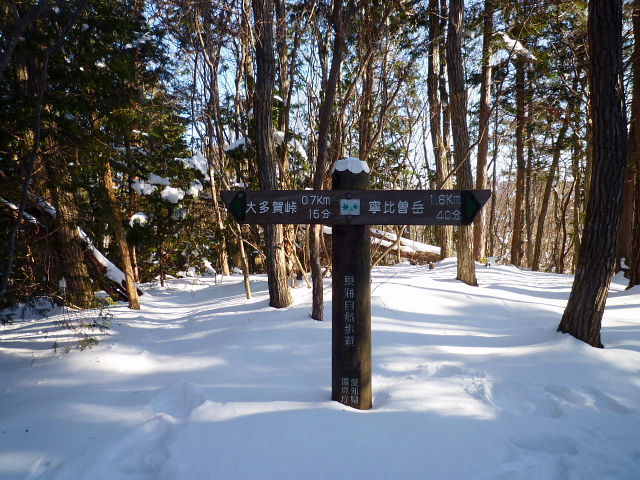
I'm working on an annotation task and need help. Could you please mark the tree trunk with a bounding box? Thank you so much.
[511,58,526,267]
[0,0,52,79]
[474,0,494,262]
[627,0,640,289]
[252,0,293,308]
[310,0,356,320]
[103,162,140,309]
[0,0,89,306]
[558,0,627,348]
[54,189,97,309]
[236,224,252,299]
[532,114,571,271]
[428,0,453,259]
[571,126,583,274]
[446,0,477,286]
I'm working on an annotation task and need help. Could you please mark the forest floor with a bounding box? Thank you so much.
[1,259,640,480]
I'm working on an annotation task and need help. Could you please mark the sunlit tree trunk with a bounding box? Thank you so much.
[446,0,477,286]
[102,161,140,309]
[532,114,570,271]
[474,0,494,262]
[310,0,356,320]
[252,0,293,308]
[511,59,526,267]
[428,0,453,258]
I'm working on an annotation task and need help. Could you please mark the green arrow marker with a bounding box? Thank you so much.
[230,191,246,222]
[461,190,481,225]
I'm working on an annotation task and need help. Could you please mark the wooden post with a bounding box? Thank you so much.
[331,158,372,410]
[220,175,491,409]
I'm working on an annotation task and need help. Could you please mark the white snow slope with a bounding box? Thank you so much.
[1,259,639,480]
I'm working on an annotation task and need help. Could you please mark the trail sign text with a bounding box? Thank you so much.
[221,189,490,226]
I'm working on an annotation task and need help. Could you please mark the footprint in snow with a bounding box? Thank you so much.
[469,378,562,419]
[545,384,632,414]
[149,380,207,419]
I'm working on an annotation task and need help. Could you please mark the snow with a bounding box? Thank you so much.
[186,180,203,197]
[1,198,40,225]
[147,174,171,186]
[274,131,308,160]
[370,228,442,256]
[129,212,149,227]
[332,156,371,174]
[224,137,250,152]
[496,32,537,61]
[35,197,57,219]
[225,134,307,160]
[1,261,639,480]
[202,259,217,277]
[130,179,157,196]
[178,153,209,176]
[324,227,442,257]
[77,228,126,285]
[160,186,184,204]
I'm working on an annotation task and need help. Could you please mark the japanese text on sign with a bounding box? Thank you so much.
[221,189,490,226]
[340,377,360,406]
[344,274,355,348]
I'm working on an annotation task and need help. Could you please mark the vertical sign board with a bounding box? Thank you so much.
[221,163,490,410]
[331,161,372,410]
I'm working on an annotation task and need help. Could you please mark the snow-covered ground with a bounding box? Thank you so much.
[1,259,639,480]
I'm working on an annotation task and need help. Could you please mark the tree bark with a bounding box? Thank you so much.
[310,0,356,320]
[558,0,627,348]
[252,0,293,308]
[54,188,97,309]
[510,58,526,267]
[532,114,571,271]
[428,0,453,259]
[474,0,494,262]
[446,0,477,286]
[103,162,140,309]
[627,0,640,289]
[0,0,89,306]
[0,0,51,79]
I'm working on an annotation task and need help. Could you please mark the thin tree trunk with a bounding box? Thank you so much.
[511,59,526,267]
[236,225,252,299]
[428,0,453,259]
[103,162,140,309]
[474,0,494,262]
[532,114,570,271]
[310,0,356,320]
[446,0,477,286]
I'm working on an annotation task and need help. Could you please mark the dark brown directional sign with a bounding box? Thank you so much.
[222,183,492,411]
[221,189,491,226]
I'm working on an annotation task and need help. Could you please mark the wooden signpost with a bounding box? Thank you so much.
[221,158,490,410]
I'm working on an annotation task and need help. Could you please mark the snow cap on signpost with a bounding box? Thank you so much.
[332,157,371,175]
